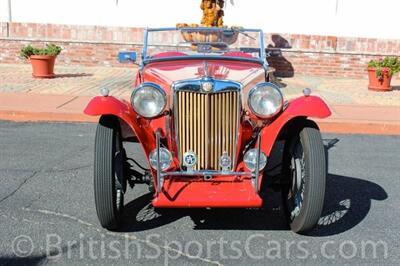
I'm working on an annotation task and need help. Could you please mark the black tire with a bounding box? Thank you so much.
[282,122,326,233]
[94,116,126,230]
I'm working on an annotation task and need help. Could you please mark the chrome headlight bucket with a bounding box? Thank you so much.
[131,83,166,118]
[149,147,172,171]
[243,148,267,171]
[248,82,283,119]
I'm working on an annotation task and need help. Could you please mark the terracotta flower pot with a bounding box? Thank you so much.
[367,67,392,91]
[29,55,56,78]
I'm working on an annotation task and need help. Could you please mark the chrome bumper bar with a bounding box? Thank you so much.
[160,170,253,177]
[156,130,163,194]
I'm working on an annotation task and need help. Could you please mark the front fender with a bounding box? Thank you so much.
[84,96,133,120]
[84,96,156,154]
[260,95,331,156]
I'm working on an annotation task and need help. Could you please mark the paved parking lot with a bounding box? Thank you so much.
[0,121,399,265]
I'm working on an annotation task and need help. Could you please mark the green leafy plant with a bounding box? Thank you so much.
[20,44,62,59]
[368,56,400,79]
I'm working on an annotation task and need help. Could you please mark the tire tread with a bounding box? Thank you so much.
[94,116,120,230]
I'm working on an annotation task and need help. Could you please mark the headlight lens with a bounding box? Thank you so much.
[248,82,283,118]
[243,148,267,171]
[149,148,172,171]
[131,83,166,118]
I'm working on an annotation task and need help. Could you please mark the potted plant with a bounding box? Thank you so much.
[20,44,62,78]
[367,56,400,91]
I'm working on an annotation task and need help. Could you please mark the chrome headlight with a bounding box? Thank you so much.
[149,148,172,171]
[248,82,283,119]
[131,83,166,118]
[243,148,267,171]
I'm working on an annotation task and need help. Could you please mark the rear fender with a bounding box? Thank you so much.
[260,95,331,156]
[84,96,156,154]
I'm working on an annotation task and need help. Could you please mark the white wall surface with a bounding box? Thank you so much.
[0,0,399,39]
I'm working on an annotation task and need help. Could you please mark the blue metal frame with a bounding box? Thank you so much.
[141,27,268,69]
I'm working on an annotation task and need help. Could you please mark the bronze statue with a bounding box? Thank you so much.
[200,0,225,27]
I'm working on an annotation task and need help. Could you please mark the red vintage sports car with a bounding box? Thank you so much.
[84,27,331,233]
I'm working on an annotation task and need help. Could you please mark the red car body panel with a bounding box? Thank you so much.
[141,59,265,92]
[84,96,157,159]
[260,95,332,156]
[152,178,262,208]
[84,58,331,208]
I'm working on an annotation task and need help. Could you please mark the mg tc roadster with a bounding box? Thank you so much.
[84,27,331,233]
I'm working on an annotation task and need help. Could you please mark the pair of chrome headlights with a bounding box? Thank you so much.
[131,82,283,119]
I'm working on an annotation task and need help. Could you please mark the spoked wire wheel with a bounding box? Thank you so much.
[287,138,306,221]
[282,123,326,233]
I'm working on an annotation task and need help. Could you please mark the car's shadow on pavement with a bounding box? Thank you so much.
[306,138,389,236]
[118,192,288,232]
[119,138,388,236]
[118,193,184,232]
[307,173,388,237]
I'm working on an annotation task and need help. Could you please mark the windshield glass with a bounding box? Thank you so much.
[143,27,265,63]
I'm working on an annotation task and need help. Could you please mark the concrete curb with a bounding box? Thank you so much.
[317,120,400,135]
[0,110,98,123]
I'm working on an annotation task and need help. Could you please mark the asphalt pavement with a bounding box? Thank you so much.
[0,121,399,265]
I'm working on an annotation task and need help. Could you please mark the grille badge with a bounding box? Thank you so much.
[201,81,213,92]
[183,151,197,172]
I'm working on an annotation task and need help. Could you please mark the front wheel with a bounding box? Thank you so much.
[94,116,126,230]
[282,122,326,233]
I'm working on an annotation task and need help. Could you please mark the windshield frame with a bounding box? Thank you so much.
[142,27,267,66]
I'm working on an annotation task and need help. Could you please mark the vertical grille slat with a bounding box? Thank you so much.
[176,91,239,170]
[178,92,183,163]
[205,94,210,168]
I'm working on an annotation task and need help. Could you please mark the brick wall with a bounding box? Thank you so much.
[0,22,143,67]
[1,22,400,79]
[265,33,400,78]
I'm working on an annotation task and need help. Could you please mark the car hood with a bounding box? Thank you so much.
[142,59,265,93]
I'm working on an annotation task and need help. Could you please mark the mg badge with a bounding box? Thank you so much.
[202,81,213,92]
[183,151,197,171]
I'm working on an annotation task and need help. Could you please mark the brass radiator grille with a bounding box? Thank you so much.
[176,91,239,170]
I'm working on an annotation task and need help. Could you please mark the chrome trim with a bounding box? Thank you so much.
[173,78,242,93]
[141,27,266,66]
[131,82,167,118]
[155,130,163,193]
[234,92,242,170]
[146,27,264,32]
[203,61,209,77]
[144,56,264,65]
[252,133,262,193]
[172,89,180,168]
[259,29,268,70]
[248,82,284,119]
[160,170,253,177]
[303,88,312,97]
[139,28,149,70]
